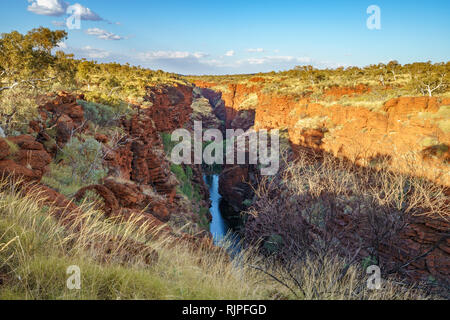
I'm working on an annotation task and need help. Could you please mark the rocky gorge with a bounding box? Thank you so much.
[193,79,449,289]
[0,79,449,295]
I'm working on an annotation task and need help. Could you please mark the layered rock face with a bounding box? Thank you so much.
[194,80,449,286]
[194,81,450,186]
[101,85,212,226]
[197,84,256,131]
[143,84,194,132]
[0,86,213,234]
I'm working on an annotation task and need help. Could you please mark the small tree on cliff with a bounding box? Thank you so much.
[410,62,448,97]
[0,27,67,92]
[0,27,68,134]
[295,65,317,85]
[386,60,401,82]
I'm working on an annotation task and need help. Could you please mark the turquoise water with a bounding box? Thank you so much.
[204,174,227,244]
[204,175,241,254]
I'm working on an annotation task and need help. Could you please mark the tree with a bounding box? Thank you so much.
[76,60,99,89]
[0,27,67,92]
[295,65,318,85]
[386,60,400,81]
[410,62,448,97]
[0,27,67,134]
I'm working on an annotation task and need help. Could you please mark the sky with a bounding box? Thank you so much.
[0,0,449,75]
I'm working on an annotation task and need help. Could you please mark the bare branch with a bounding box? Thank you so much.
[0,77,56,92]
[249,264,299,298]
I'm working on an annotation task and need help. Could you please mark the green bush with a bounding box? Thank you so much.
[78,100,128,126]
[57,137,105,181]
[161,132,177,154]
[198,207,210,229]
[171,164,193,199]
[43,136,106,196]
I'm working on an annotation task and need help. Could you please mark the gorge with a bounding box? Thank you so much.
[0,76,448,298]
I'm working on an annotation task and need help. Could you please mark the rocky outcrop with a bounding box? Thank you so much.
[194,81,450,186]
[195,82,257,131]
[0,135,51,182]
[143,84,194,132]
[111,112,178,198]
[0,138,9,159]
[2,86,211,229]
[33,92,86,149]
[219,165,256,214]
[190,92,222,129]
[195,80,449,289]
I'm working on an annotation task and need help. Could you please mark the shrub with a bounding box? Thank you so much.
[198,206,210,229]
[57,136,106,182]
[77,100,126,126]
[43,136,106,196]
[160,132,175,154]
[4,139,19,155]
[171,164,193,199]
[244,149,449,289]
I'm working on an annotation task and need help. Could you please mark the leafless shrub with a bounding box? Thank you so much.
[243,148,448,282]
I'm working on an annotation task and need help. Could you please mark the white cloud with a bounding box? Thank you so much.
[78,46,110,59]
[28,0,103,21]
[193,52,208,58]
[55,42,111,60]
[138,51,208,61]
[86,28,123,40]
[225,50,235,57]
[68,3,102,21]
[246,58,265,65]
[239,56,312,65]
[27,0,68,16]
[247,48,264,53]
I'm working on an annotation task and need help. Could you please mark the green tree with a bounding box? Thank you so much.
[0,27,67,91]
[0,27,67,134]
[410,62,448,96]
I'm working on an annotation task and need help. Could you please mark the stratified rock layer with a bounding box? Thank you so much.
[194,80,449,286]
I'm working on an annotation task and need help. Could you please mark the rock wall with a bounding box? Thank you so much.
[194,80,450,186]
[0,87,212,235]
[194,80,449,287]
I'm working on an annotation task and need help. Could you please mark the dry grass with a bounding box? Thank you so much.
[0,178,276,299]
[242,149,449,298]
[283,150,449,220]
[0,177,434,300]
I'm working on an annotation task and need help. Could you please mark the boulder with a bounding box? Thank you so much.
[0,136,51,182]
[0,159,39,182]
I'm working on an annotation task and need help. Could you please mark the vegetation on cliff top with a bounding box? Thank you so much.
[0,27,189,136]
[0,27,448,300]
[187,61,450,112]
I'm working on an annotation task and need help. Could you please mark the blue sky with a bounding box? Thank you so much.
[0,0,449,75]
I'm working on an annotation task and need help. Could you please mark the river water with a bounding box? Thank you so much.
[204,174,241,254]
